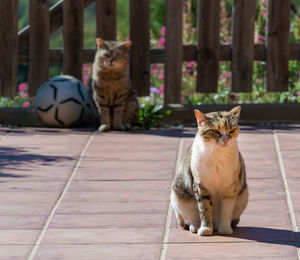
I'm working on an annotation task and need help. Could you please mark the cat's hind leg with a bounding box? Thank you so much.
[170,190,200,233]
[232,186,248,228]
[98,106,111,132]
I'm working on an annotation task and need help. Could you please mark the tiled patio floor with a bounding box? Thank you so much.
[0,125,299,259]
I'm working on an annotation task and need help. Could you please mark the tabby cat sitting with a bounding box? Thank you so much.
[171,106,248,236]
[92,38,139,132]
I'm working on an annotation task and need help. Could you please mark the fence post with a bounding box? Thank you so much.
[96,0,117,41]
[130,0,150,96]
[196,0,220,93]
[267,0,290,92]
[164,0,183,105]
[29,0,50,97]
[63,0,84,80]
[0,0,18,97]
[231,0,255,92]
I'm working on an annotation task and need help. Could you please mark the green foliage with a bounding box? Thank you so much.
[137,103,171,129]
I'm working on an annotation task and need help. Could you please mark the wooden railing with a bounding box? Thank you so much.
[0,0,299,105]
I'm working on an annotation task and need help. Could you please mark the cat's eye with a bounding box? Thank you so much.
[210,130,221,136]
[229,129,236,135]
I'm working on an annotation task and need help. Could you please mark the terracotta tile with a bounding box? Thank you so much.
[63,189,170,202]
[34,244,161,260]
[49,213,166,229]
[74,160,176,180]
[282,158,300,169]
[246,167,281,179]
[247,178,284,190]
[56,201,169,215]
[0,245,32,260]
[281,150,300,159]
[165,242,297,259]
[0,215,47,229]
[285,167,300,178]
[0,202,52,216]
[0,191,59,203]
[0,181,65,192]
[168,225,294,243]
[287,178,300,189]
[0,230,40,245]
[42,228,164,244]
[69,180,171,192]
[248,188,285,200]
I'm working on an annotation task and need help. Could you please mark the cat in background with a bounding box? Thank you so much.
[92,38,139,132]
[171,106,248,236]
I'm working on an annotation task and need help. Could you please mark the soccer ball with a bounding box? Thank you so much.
[35,75,92,127]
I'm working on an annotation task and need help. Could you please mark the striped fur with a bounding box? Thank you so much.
[92,38,139,131]
[171,106,248,236]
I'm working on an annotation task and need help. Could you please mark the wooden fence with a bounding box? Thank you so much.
[0,0,299,105]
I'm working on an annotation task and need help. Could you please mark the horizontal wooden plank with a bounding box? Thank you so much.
[2,103,300,126]
[17,44,300,64]
[161,103,300,125]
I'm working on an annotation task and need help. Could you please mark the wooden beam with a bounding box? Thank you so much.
[267,0,290,92]
[96,0,117,40]
[28,0,50,97]
[231,0,255,92]
[130,0,150,96]
[164,0,183,104]
[0,0,18,97]
[63,0,84,79]
[196,0,221,93]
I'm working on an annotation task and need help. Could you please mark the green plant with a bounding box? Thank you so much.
[137,103,171,129]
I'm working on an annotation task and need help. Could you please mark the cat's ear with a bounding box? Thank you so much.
[96,38,105,49]
[120,41,132,50]
[194,109,206,126]
[230,106,241,118]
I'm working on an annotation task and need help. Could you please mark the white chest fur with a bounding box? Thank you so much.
[191,134,239,195]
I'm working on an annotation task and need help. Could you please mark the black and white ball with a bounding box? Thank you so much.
[35,75,92,127]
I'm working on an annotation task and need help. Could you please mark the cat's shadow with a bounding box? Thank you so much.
[225,226,300,248]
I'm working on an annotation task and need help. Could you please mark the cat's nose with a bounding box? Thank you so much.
[220,135,229,145]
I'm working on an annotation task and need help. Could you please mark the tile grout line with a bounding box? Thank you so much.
[159,138,183,260]
[273,130,300,259]
[27,131,97,260]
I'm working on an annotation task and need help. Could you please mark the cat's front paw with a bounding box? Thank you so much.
[98,124,110,132]
[189,224,199,233]
[197,226,213,236]
[218,224,233,235]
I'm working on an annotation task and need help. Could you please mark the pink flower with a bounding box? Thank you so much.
[160,26,166,36]
[159,73,164,80]
[188,61,196,68]
[126,35,130,41]
[18,83,28,92]
[158,37,165,48]
[159,85,164,95]
[257,35,265,43]
[151,68,159,74]
[224,71,231,78]
[22,101,30,108]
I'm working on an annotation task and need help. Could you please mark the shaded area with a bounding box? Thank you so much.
[0,147,75,179]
